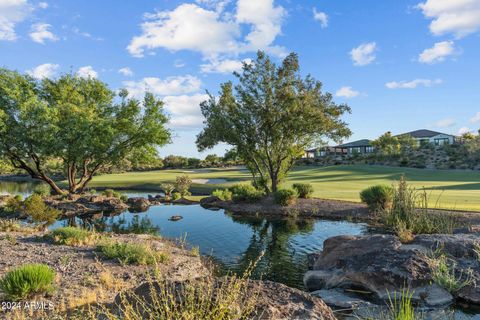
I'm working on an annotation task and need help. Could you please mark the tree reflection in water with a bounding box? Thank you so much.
[213,214,315,289]
[65,214,159,235]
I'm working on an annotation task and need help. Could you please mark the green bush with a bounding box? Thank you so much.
[2,195,23,214]
[102,189,123,198]
[0,219,22,232]
[175,175,192,197]
[273,189,298,206]
[120,194,129,202]
[360,185,393,212]
[212,189,233,201]
[97,241,168,265]
[230,184,264,203]
[292,183,314,199]
[33,184,51,197]
[23,194,59,228]
[172,192,181,201]
[50,227,98,246]
[0,264,55,301]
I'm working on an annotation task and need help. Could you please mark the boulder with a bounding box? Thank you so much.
[200,196,222,207]
[168,215,183,221]
[48,195,128,217]
[304,234,480,308]
[127,197,151,212]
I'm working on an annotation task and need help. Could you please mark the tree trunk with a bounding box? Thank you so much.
[38,173,65,195]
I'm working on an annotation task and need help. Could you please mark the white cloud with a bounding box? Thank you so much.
[385,78,442,89]
[418,41,456,64]
[127,0,287,60]
[470,112,480,123]
[163,93,209,128]
[313,8,328,28]
[27,63,59,79]
[123,75,202,98]
[435,118,456,128]
[458,126,472,135]
[77,66,98,78]
[118,67,133,77]
[335,86,359,99]
[200,58,251,74]
[350,42,377,66]
[29,23,58,44]
[417,0,480,38]
[38,2,48,9]
[0,0,31,41]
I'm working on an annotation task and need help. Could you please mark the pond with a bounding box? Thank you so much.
[1,181,478,319]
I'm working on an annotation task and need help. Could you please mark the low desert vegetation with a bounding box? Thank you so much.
[230,184,264,203]
[22,194,60,229]
[0,263,56,301]
[360,184,393,212]
[0,219,23,232]
[50,227,99,246]
[382,176,460,235]
[292,183,314,199]
[97,241,169,265]
[175,175,192,197]
[1,195,23,215]
[429,251,473,293]
[212,189,233,201]
[274,189,298,207]
[33,183,51,197]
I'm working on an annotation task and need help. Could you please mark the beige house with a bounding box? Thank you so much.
[396,129,456,146]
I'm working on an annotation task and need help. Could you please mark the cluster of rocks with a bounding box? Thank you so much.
[304,232,480,314]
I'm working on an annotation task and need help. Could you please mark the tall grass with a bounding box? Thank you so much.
[384,176,460,235]
[97,241,169,265]
[50,227,99,246]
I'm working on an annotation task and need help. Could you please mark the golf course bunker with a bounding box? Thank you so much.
[192,178,227,184]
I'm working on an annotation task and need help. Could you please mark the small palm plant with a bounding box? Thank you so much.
[161,183,175,201]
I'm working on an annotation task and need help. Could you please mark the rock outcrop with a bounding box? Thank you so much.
[46,195,128,217]
[127,197,151,212]
[304,233,480,309]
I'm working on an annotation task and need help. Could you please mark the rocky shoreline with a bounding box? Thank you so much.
[0,230,336,320]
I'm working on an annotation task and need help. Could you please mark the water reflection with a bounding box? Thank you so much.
[0,180,38,197]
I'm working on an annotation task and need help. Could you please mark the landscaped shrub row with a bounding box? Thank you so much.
[212,189,233,201]
[230,184,264,203]
[273,189,298,206]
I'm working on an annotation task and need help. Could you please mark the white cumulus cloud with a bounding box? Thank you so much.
[350,42,377,66]
[470,112,480,123]
[27,63,59,79]
[127,0,286,60]
[385,78,442,89]
[313,8,328,28]
[118,67,133,77]
[417,0,480,38]
[435,118,456,128]
[200,58,251,74]
[458,126,472,135]
[163,93,209,128]
[418,41,456,64]
[29,23,58,44]
[335,86,359,99]
[0,0,31,41]
[77,66,98,78]
[123,75,202,98]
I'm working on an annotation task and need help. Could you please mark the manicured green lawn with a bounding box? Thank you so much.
[89,165,480,212]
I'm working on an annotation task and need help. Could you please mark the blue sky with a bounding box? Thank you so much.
[1,0,480,157]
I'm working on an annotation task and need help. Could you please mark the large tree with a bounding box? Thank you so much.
[196,51,351,193]
[0,69,171,194]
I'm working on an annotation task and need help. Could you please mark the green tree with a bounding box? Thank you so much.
[372,132,400,155]
[196,51,351,192]
[0,69,171,194]
[204,154,221,166]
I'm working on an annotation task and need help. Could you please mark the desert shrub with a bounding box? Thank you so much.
[230,184,264,203]
[0,264,55,301]
[0,219,22,232]
[102,189,122,198]
[212,189,233,201]
[175,176,192,197]
[32,184,51,197]
[273,189,298,207]
[120,194,128,202]
[2,195,23,214]
[430,253,473,293]
[360,185,393,212]
[97,241,169,265]
[384,176,460,234]
[172,192,181,201]
[23,194,59,228]
[292,183,314,199]
[89,189,97,195]
[160,183,175,200]
[50,227,98,246]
